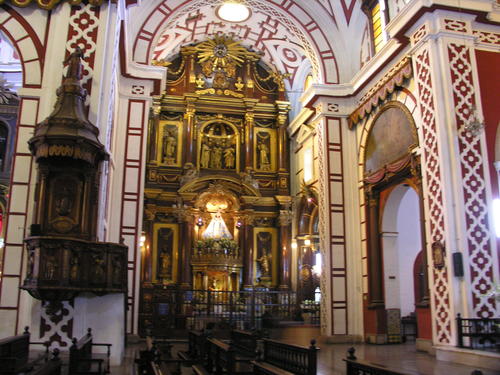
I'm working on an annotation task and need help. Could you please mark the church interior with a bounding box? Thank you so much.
[0,0,498,374]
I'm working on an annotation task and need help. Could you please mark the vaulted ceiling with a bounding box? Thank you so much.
[129,0,371,88]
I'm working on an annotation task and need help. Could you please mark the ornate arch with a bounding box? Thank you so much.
[0,5,44,88]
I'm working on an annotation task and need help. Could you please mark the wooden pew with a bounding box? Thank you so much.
[136,337,183,375]
[230,330,259,360]
[251,339,318,375]
[69,328,111,375]
[192,338,253,375]
[177,330,208,364]
[342,347,416,375]
[0,326,61,375]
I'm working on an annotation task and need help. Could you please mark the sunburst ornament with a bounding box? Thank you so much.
[195,36,248,78]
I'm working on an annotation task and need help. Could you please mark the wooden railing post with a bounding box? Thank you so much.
[308,339,317,375]
[457,313,463,348]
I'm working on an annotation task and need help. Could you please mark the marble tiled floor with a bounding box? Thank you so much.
[111,336,499,375]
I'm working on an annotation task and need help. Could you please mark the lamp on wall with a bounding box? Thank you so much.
[196,217,204,227]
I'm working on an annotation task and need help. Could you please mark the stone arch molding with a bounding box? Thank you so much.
[130,0,339,84]
[0,6,44,88]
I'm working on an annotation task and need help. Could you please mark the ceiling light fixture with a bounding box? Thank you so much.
[216,1,251,23]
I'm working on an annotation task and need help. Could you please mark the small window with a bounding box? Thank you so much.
[303,147,313,183]
[362,0,389,54]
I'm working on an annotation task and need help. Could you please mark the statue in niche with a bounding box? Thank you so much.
[211,141,223,169]
[257,135,271,171]
[209,277,220,291]
[159,250,171,277]
[257,252,271,277]
[162,128,177,164]
[55,186,73,217]
[200,139,211,168]
[70,253,80,282]
[224,144,235,169]
[158,229,173,279]
[112,255,122,285]
[180,164,199,185]
[27,251,35,279]
[257,232,272,278]
[92,254,106,283]
[202,209,232,239]
[44,251,57,280]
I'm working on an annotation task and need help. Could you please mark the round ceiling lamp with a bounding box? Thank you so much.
[216,1,251,23]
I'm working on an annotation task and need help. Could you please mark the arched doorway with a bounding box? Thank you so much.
[381,184,423,343]
[362,101,432,346]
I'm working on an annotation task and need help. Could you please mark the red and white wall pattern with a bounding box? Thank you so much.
[411,25,453,345]
[0,5,44,337]
[444,20,497,318]
[316,111,349,336]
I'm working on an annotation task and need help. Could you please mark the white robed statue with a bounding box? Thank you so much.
[202,209,233,239]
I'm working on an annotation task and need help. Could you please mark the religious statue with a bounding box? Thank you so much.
[55,186,73,216]
[211,141,223,169]
[224,145,235,169]
[159,249,171,277]
[162,129,177,164]
[64,46,84,80]
[180,164,199,185]
[70,254,80,282]
[92,254,106,283]
[200,139,211,168]
[202,209,233,239]
[112,255,122,285]
[44,252,57,280]
[27,251,35,279]
[258,141,271,170]
[208,278,219,291]
[257,252,271,277]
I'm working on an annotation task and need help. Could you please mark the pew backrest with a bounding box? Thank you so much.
[0,331,30,373]
[261,339,318,375]
[230,329,258,357]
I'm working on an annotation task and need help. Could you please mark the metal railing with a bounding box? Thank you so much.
[456,313,500,352]
[143,288,320,335]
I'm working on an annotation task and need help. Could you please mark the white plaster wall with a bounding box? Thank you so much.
[74,293,125,366]
[396,188,421,317]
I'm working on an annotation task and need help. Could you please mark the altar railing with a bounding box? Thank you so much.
[139,287,320,337]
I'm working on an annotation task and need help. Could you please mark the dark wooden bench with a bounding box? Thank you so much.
[69,328,111,375]
[192,337,253,375]
[230,330,259,360]
[177,330,208,364]
[0,326,61,375]
[251,339,318,375]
